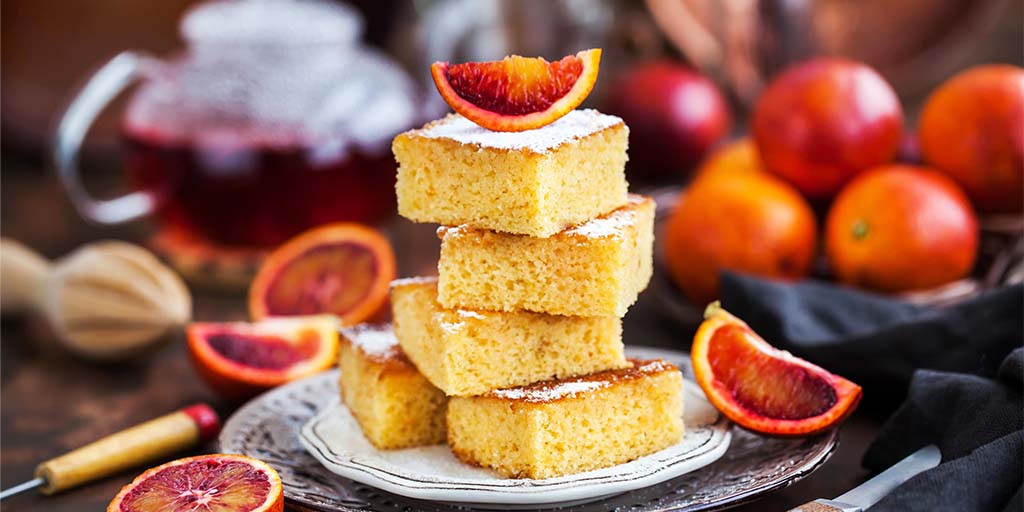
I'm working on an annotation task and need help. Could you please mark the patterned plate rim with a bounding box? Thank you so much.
[298,378,729,505]
[220,345,840,511]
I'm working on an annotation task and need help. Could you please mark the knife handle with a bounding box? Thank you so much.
[787,499,860,512]
[33,404,219,495]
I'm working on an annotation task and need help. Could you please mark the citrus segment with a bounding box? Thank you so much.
[187,315,339,400]
[708,324,838,420]
[431,49,601,132]
[249,223,395,324]
[108,454,283,512]
[692,303,861,436]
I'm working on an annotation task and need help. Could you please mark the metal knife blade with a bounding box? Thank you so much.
[836,444,941,508]
[787,444,941,512]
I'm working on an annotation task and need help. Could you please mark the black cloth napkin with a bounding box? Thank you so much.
[719,273,1023,512]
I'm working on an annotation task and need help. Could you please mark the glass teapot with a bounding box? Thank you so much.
[55,0,420,247]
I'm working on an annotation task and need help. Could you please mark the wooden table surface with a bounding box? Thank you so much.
[0,169,879,511]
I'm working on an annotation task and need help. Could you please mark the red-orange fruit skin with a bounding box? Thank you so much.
[691,305,862,436]
[604,61,732,179]
[431,49,601,132]
[692,138,763,182]
[825,164,979,292]
[248,223,395,324]
[107,454,284,512]
[753,58,903,199]
[919,64,1024,213]
[662,170,817,307]
[186,319,338,401]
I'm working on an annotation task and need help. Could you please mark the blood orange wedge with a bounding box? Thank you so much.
[248,223,395,324]
[187,315,339,400]
[692,303,862,436]
[431,49,602,132]
[108,454,283,512]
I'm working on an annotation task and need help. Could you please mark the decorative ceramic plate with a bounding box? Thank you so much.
[299,357,729,506]
[220,345,839,511]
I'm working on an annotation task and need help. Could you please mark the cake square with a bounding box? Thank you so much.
[338,323,448,450]
[390,277,628,397]
[437,194,654,317]
[446,359,684,479]
[392,109,629,237]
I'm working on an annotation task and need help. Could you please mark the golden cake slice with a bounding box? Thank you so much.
[392,109,629,237]
[447,359,684,479]
[338,323,448,450]
[390,277,628,396]
[437,194,654,317]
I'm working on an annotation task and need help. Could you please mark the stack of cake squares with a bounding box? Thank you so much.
[338,109,684,479]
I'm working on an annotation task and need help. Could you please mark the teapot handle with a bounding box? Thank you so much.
[53,51,155,225]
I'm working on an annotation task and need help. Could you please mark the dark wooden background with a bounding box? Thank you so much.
[0,166,878,511]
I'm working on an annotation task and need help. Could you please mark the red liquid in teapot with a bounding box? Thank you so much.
[122,126,397,248]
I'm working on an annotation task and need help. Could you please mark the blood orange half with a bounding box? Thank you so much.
[108,454,283,512]
[692,303,862,436]
[431,49,602,132]
[187,315,339,400]
[249,223,395,324]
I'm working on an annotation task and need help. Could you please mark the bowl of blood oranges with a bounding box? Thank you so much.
[656,59,1022,320]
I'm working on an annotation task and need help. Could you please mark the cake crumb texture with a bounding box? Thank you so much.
[437,195,655,316]
[339,324,448,450]
[392,110,629,237]
[391,278,627,396]
[447,359,684,479]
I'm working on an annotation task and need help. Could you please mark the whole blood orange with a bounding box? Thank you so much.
[662,170,817,306]
[604,61,731,179]
[753,58,903,199]
[825,164,979,292]
[919,64,1024,213]
[692,303,862,436]
[187,315,339,400]
[431,49,601,132]
[693,137,763,182]
[249,223,395,324]
[108,454,283,512]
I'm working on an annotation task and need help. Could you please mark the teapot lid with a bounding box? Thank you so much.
[181,0,362,46]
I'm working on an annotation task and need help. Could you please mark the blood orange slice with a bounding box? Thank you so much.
[692,303,862,436]
[108,454,283,512]
[248,223,395,324]
[187,315,339,400]
[431,49,602,132]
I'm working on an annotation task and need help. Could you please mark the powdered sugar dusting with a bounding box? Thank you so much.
[439,320,463,334]
[391,276,438,287]
[486,358,677,403]
[441,194,650,241]
[437,225,469,239]
[567,209,637,238]
[411,109,622,154]
[565,195,648,238]
[491,380,610,401]
[341,324,400,358]
[438,309,488,334]
[635,359,674,374]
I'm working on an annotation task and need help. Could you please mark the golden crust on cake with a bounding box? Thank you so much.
[437,194,654,317]
[392,109,629,237]
[447,359,684,479]
[485,358,677,403]
[390,277,627,397]
[338,324,448,450]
